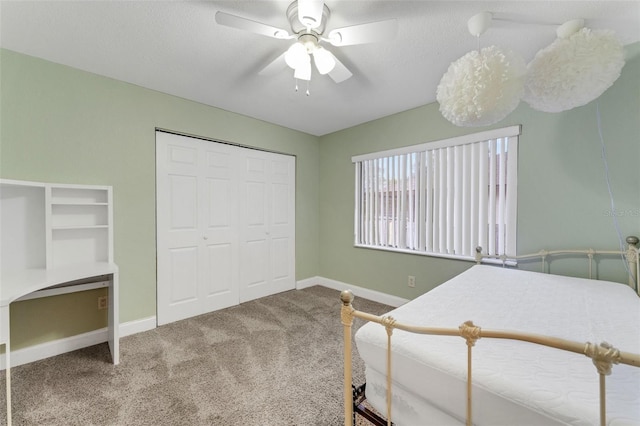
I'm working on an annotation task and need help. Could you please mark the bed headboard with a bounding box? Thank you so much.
[475,235,640,295]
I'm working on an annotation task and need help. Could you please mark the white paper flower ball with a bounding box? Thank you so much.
[437,46,526,127]
[523,28,625,113]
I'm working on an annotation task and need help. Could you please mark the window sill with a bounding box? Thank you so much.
[353,243,517,266]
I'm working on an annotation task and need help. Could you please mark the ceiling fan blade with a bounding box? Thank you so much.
[215,11,293,39]
[327,19,398,47]
[327,52,352,83]
[258,52,288,76]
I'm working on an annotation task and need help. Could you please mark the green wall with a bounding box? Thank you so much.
[318,43,640,299]
[2,43,639,351]
[0,49,319,349]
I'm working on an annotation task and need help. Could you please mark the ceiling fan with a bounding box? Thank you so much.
[215,0,398,90]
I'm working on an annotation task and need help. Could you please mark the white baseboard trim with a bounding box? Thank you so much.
[1,328,108,369]
[296,276,321,290]
[120,316,157,337]
[0,316,158,370]
[305,276,409,307]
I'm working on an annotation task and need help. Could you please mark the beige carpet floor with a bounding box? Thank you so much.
[0,286,391,425]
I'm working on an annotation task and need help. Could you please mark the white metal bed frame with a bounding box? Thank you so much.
[341,236,640,426]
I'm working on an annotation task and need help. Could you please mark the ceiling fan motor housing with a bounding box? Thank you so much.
[299,33,319,52]
[287,0,331,34]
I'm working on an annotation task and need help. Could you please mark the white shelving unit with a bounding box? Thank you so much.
[49,186,113,269]
[0,179,115,272]
[0,178,119,426]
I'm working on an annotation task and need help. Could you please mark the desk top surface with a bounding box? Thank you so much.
[0,262,118,306]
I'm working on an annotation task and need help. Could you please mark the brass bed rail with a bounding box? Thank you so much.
[341,293,640,426]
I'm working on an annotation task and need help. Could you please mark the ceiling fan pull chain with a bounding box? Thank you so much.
[306,80,310,96]
[295,78,299,92]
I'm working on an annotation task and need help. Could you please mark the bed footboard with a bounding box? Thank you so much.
[341,290,640,426]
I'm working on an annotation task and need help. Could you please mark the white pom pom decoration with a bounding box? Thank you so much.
[437,46,526,127]
[523,28,625,113]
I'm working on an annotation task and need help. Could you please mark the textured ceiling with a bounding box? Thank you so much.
[1,1,639,136]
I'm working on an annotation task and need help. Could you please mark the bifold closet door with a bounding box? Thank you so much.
[156,132,295,326]
[156,133,240,325]
[239,150,296,303]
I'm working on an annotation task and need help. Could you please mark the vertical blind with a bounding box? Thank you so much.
[353,126,520,259]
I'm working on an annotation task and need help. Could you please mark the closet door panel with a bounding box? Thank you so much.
[244,239,268,286]
[239,153,271,302]
[267,156,296,295]
[162,246,200,324]
[205,179,230,227]
[204,243,233,296]
[169,247,199,304]
[270,236,293,293]
[200,144,239,312]
[169,175,198,233]
[157,134,203,324]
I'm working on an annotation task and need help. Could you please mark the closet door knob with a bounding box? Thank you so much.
[203,236,208,240]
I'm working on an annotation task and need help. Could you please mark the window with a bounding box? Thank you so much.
[353,125,520,260]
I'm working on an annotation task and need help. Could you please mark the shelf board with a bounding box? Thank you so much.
[51,202,109,206]
[52,225,109,230]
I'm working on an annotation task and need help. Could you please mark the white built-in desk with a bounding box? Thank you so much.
[0,179,119,426]
[0,263,119,425]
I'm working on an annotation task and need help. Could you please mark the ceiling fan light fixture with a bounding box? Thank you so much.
[313,47,335,74]
[294,58,312,81]
[285,42,308,69]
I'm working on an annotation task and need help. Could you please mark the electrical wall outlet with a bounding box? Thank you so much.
[408,275,416,288]
[98,295,108,310]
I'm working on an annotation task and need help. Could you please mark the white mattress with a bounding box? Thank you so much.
[355,265,640,425]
